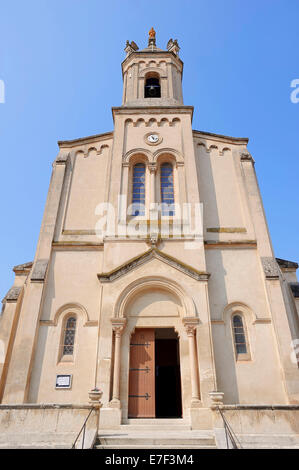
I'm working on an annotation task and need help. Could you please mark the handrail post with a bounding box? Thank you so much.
[82,423,86,449]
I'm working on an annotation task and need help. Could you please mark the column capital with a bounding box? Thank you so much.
[148,163,157,173]
[122,162,130,168]
[183,317,200,336]
[111,317,127,336]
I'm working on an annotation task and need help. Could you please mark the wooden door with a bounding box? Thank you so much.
[128,328,155,418]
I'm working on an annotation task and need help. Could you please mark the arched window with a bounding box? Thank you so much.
[232,314,248,356]
[160,163,175,216]
[144,75,161,98]
[132,163,145,216]
[62,316,77,356]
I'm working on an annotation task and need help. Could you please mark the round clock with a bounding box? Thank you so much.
[147,134,159,143]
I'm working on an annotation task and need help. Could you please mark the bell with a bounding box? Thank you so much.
[148,85,157,97]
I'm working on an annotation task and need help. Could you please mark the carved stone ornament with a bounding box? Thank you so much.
[111,318,127,336]
[183,317,200,336]
[261,257,280,279]
[88,388,103,408]
[209,391,224,406]
[167,38,180,55]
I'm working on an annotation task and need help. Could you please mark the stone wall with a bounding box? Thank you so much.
[0,405,98,449]
[213,406,299,449]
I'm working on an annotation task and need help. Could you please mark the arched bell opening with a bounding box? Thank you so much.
[144,73,161,98]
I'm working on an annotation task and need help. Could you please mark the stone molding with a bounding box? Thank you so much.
[205,240,257,248]
[240,152,255,163]
[122,146,184,164]
[13,262,33,274]
[193,129,248,145]
[58,131,113,148]
[40,303,96,327]
[55,151,70,165]
[31,259,49,283]
[261,257,280,279]
[2,286,22,303]
[207,227,247,233]
[111,318,127,336]
[113,276,196,319]
[98,248,210,283]
[183,317,200,336]
[0,404,93,410]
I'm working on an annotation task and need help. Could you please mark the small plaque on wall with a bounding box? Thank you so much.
[55,374,72,389]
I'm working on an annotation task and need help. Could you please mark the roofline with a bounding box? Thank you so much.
[13,262,33,274]
[58,131,113,148]
[121,50,183,70]
[193,129,249,144]
[276,257,298,270]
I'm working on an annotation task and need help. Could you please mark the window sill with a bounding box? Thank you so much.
[235,353,251,362]
[58,356,75,364]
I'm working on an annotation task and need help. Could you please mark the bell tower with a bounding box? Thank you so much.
[122,28,184,107]
[110,29,203,272]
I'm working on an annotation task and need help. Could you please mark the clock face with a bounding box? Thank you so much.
[148,134,159,143]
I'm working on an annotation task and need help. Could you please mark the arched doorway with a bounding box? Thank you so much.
[111,276,200,422]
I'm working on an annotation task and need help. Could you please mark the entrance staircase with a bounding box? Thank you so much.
[95,419,217,449]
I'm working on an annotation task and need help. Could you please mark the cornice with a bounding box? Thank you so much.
[112,105,193,121]
[58,131,113,148]
[204,240,257,248]
[121,50,183,74]
[193,129,249,145]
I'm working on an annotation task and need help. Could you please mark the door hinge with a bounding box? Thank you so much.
[128,392,151,400]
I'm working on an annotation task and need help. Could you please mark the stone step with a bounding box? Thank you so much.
[119,424,191,431]
[96,430,216,448]
[96,444,217,449]
[123,419,188,425]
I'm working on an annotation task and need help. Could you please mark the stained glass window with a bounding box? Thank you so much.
[232,315,247,355]
[132,163,145,216]
[63,317,76,355]
[160,163,175,216]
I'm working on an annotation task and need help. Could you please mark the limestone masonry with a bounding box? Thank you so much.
[1,30,299,449]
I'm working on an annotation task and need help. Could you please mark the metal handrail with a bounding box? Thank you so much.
[71,407,95,449]
[217,407,242,449]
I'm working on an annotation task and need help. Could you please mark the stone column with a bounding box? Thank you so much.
[148,163,158,243]
[149,163,157,208]
[110,318,126,408]
[183,317,201,405]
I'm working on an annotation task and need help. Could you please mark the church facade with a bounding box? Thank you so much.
[1,31,299,448]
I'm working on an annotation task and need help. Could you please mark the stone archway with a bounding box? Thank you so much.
[109,277,201,420]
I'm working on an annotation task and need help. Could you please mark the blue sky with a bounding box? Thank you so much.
[0,0,298,298]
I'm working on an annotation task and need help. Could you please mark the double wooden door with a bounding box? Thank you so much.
[128,329,155,418]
